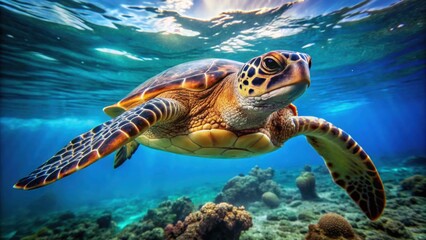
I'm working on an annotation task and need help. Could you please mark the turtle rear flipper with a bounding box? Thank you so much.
[14,98,186,190]
[290,116,385,220]
[114,141,139,169]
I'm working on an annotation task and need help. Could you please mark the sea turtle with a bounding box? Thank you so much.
[14,50,385,220]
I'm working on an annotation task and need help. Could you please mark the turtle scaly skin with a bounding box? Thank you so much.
[14,50,385,221]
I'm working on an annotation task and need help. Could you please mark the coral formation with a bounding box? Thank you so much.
[296,171,319,200]
[116,196,194,240]
[305,213,361,240]
[369,218,413,239]
[261,192,280,208]
[96,212,112,228]
[317,213,356,238]
[215,166,283,205]
[164,202,252,240]
[383,219,411,238]
[249,165,274,181]
[259,179,282,196]
[19,211,116,240]
[215,175,259,204]
[400,175,426,197]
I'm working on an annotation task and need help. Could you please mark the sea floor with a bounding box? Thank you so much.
[1,158,425,240]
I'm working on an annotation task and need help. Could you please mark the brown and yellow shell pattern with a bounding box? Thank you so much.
[104,59,242,117]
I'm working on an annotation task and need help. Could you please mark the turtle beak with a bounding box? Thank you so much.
[285,60,311,88]
[306,55,312,69]
[303,54,311,87]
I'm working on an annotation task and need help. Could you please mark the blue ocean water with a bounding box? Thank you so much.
[0,0,425,238]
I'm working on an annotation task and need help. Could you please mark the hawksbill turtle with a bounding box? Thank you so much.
[14,50,385,220]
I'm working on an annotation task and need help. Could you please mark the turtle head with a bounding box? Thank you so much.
[236,50,311,111]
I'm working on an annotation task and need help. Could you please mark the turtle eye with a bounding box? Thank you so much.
[262,57,282,73]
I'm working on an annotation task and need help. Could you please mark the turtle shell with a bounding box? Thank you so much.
[104,59,242,117]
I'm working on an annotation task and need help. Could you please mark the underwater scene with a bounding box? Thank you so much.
[0,0,425,239]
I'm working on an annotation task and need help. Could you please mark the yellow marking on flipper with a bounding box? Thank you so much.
[152,104,164,120]
[119,130,130,138]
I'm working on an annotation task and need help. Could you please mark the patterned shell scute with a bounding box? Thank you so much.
[114,59,242,112]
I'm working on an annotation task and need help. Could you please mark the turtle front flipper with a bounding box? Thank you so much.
[14,98,186,190]
[290,116,385,220]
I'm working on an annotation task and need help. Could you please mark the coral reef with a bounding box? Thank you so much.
[18,211,116,240]
[305,213,361,240]
[116,196,194,240]
[164,202,252,240]
[249,165,274,181]
[261,192,280,208]
[242,164,426,239]
[296,171,319,200]
[96,212,112,228]
[5,163,426,240]
[215,166,283,205]
[369,218,413,239]
[400,175,426,197]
